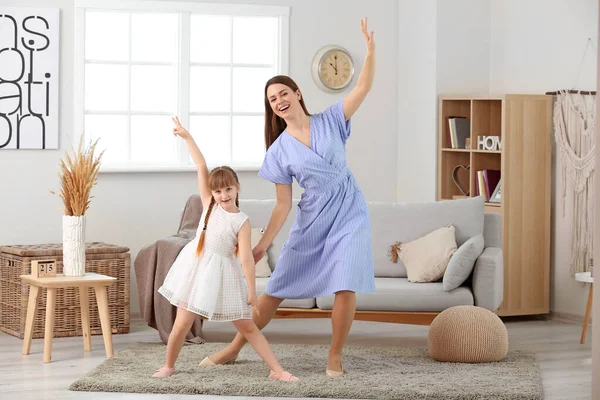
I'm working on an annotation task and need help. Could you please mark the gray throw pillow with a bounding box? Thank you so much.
[443,234,484,291]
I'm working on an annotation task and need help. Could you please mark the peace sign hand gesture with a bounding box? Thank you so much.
[360,17,375,53]
[172,116,191,140]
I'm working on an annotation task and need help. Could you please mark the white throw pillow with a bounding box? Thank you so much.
[443,233,484,291]
[395,225,457,283]
[238,227,271,277]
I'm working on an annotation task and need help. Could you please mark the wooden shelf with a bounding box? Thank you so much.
[472,150,501,154]
[439,151,470,199]
[442,148,470,153]
[442,148,502,154]
[485,202,501,207]
[437,94,552,317]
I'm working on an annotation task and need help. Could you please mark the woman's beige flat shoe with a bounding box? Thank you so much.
[199,355,238,366]
[326,362,343,377]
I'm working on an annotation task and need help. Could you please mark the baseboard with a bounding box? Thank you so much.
[549,310,592,326]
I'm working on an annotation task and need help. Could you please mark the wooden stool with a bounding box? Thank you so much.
[575,272,593,344]
[21,273,117,363]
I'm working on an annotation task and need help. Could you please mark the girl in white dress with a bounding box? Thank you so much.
[152,117,299,382]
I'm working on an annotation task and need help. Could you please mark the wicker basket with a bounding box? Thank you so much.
[0,242,130,339]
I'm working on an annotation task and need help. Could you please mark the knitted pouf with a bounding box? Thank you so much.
[427,305,508,363]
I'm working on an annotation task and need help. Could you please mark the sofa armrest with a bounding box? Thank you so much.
[472,246,503,311]
[483,212,502,248]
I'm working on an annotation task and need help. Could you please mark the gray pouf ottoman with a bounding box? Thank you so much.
[427,305,508,362]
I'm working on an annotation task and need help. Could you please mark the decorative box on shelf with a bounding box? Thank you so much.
[0,242,130,339]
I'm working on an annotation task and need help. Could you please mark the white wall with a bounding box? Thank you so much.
[0,0,399,316]
[397,0,490,203]
[594,1,600,387]
[490,0,597,94]
[490,0,598,318]
[436,0,491,95]
[397,0,437,202]
[594,2,599,386]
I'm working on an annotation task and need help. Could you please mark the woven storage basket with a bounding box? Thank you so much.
[0,242,130,339]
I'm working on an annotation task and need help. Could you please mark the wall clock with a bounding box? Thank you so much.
[311,45,355,92]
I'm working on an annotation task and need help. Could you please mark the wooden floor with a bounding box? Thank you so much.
[0,316,593,400]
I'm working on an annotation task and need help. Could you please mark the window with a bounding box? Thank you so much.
[74,0,289,172]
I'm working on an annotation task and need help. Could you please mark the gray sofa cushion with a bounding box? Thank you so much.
[316,278,473,312]
[255,277,315,308]
[368,196,485,278]
[443,233,485,291]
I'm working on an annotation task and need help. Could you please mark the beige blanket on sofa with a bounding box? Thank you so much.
[134,194,206,344]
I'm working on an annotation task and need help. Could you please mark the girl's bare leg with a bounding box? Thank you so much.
[232,319,299,382]
[208,293,283,363]
[232,319,284,372]
[153,307,198,377]
[165,307,198,368]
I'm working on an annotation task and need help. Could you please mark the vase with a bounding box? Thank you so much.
[62,215,86,276]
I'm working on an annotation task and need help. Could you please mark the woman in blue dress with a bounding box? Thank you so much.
[205,17,376,376]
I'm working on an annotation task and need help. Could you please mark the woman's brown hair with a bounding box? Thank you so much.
[195,166,240,257]
[263,75,310,150]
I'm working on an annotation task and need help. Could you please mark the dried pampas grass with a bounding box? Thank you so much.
[51,138,104,216]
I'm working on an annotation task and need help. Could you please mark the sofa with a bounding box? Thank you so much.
[241,195,503,325]
[136,194,503,332]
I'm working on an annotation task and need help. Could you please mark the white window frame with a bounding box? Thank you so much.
[74,0,290,173]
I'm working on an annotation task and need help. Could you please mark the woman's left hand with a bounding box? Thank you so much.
[360,17,375,53]
[341,17,375,120]
[252,245,267,264]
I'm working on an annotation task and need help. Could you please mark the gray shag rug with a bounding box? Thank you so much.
[69,342,544,399]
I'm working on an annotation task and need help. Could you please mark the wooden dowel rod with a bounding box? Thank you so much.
[545,90,596,95]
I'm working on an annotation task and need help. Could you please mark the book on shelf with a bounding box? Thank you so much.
[447,117,470,149]
[475,169,501,202]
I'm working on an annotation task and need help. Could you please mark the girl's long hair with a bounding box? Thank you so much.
[195,166,240,257]
[264,75,310,150]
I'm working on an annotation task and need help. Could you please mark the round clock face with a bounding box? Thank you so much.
[312,46,354,92]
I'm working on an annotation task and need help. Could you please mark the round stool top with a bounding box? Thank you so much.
[575,271,593,283]
[427,305,508,363]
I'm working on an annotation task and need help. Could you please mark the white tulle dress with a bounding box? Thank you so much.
[158,204,253,321]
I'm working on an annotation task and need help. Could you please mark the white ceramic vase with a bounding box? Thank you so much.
[62,215,86,276]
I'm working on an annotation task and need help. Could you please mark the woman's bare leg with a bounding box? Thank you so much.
[208,293,283,363]
[328,290,356,373]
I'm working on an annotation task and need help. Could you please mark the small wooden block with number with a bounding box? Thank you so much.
[31,260,57,278]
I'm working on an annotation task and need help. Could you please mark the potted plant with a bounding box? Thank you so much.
[52,138,103,276]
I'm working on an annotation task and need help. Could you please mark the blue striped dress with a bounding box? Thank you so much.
[258,99,376,299]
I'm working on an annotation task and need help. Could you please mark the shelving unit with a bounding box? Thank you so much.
[437,94,552,317]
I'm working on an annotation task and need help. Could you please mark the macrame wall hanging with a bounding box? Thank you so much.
[553,90,596,277]
[547,38,597,278]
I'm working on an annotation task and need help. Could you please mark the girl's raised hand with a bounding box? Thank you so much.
[172,116,191,140]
